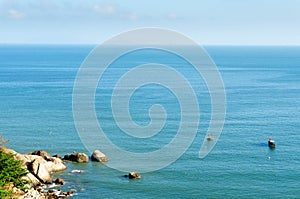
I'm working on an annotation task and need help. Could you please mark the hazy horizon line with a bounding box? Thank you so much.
[1,42,300,47]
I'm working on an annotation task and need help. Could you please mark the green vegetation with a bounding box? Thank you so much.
[0,151,28,198]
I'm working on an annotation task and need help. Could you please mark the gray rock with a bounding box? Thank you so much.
[91,150,108,162]
[45,157,67,172]
[15,154,41,168]
[29,158,53,184]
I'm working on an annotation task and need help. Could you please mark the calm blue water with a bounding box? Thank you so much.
[1,45,300,198]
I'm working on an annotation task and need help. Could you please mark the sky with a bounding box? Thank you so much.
[1,0,300,45]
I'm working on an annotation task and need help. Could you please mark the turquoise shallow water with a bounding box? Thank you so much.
[1,45,300,198]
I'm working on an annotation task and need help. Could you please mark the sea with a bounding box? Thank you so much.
[0,45,299,198]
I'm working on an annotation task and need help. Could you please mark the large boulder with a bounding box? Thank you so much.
[44,157,67,172]
[29,150,51,160]
[15,154,66,173]
[28,158,52,184]
[91,150,108,162]
[64,153,89,163]
[15,154,41,168]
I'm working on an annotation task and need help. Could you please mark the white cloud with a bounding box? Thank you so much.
[120,12,138,21]
[93,5,115,15]
[167,13,177,20]
[7,9,26,19]
[92,4,138,21]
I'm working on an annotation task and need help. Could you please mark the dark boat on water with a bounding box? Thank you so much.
[268,138,276,148]
[206,135,213,141]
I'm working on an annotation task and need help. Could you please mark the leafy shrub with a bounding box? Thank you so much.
[0,151,28,198]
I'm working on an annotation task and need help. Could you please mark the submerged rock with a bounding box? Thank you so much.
[64,153,89,163]
[91,150,108,162]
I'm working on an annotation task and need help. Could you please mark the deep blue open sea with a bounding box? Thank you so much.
[1,45,300,198]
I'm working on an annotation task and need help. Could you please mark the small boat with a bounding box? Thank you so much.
[268,138,276,148]
[207,135,213,141]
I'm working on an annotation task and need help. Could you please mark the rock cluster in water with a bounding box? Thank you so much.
[0,148,67,187]
[1,147,141,198]
[0,148,101,198]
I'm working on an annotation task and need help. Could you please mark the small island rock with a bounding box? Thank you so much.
[29,158,53,184]
[91,150,108,162]
[64,153,89,163]
[128,171,142,179]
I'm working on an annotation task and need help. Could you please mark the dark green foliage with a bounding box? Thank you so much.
[0,151,28,198]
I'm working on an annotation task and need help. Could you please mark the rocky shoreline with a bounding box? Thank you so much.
[0,147,108,199]
[1,147,142,198]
